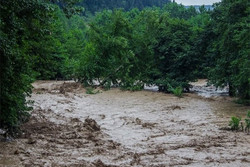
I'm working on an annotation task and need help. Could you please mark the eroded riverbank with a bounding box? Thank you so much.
[0,81,249,167]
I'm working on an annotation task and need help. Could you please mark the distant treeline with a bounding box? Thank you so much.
[80,0,171,14]
[185,5,214,11]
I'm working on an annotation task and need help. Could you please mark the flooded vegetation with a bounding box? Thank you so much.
[0,81,249,167]
[1,1,249,167]
[190,79,229,98]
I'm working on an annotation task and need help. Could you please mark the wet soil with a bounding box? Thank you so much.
[0,80,250,167]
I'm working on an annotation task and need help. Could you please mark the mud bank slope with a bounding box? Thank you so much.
[0,81,250,167]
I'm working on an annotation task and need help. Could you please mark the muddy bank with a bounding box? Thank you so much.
[0,81,249,167]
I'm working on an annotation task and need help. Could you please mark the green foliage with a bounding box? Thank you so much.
[229,116,241,131]
[30,7,86,80]
[0,0,82,134]
[202,0,250,100]
[78,6,201,91]
[81,0,171,14]
[103,81,112,91]
[28,6,65,80]
[0,0,55,134]
[227,111,250,133]
[85,87,100,94]
[163,2,198,19]
[247,111,250,118]
[2,0,249,136]
[77,10,142,90]
[172,87,183,97]
[150,16,198,91]
[61,15,86,80]
[120,81,144,91]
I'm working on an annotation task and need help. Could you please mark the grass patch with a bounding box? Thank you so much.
[85,87,100,94]
[229,116,241,131]
[172,86,183,97]
[227,111,250,134]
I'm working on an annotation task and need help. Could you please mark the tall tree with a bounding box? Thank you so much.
[0,0,82,134]
[207,0,250,99]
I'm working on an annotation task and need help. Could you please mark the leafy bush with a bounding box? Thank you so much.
[0,0,52,135]
[172,87,183,97]
[229,116,241,131]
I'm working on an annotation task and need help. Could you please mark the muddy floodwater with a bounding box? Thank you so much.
[0,80,250,167]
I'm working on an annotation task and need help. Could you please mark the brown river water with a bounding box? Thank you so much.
[0,80,249,167]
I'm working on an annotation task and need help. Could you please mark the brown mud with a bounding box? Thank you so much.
[0,80,250,167]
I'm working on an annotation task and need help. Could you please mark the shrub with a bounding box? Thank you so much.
[172,86,183,97]
[229,116,241,131]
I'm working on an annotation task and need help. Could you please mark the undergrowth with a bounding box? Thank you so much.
[85,87,100,94]
[172,86,183,97]
[228,111,250,134]
[229,116,241,131]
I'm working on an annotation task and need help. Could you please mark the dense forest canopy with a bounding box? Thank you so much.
[81,0,171,14]
[0,0,249,134]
